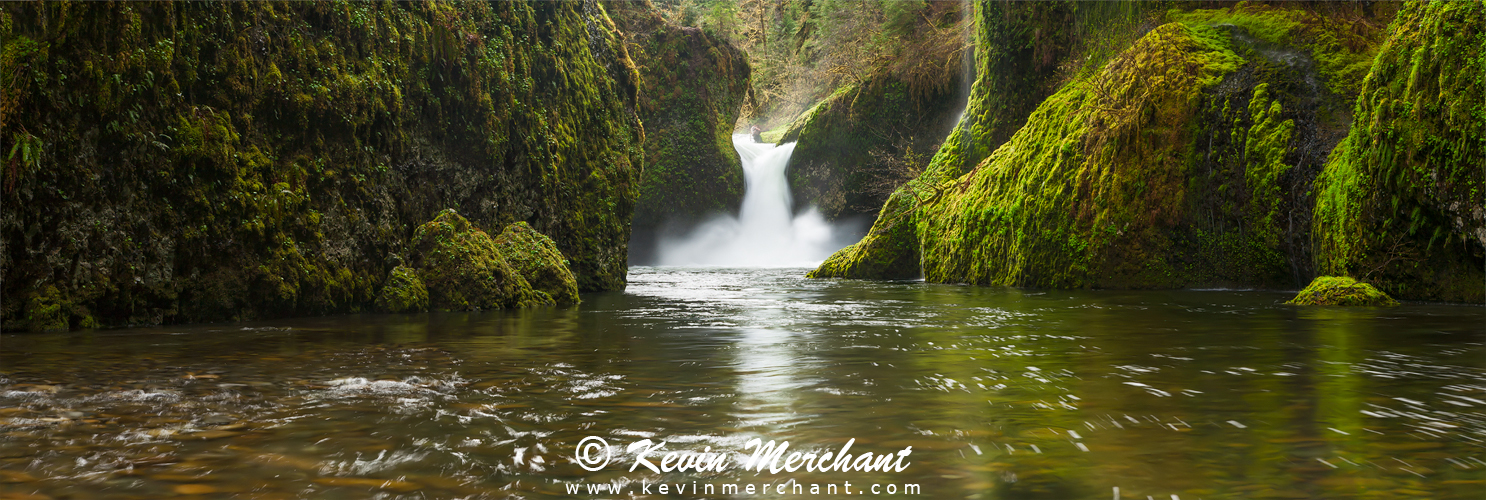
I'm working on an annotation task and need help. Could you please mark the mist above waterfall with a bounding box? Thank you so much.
[654,135,860,267]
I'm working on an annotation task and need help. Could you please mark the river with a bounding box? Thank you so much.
[2,267,1483,499]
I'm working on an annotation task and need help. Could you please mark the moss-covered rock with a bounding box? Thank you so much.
[374,266,429,314]
[410,210,547,311]
[1311,0,1485,303]
[911,23,1247,288]
[813,1,1399,289]
[807,197,920,280]
[1169,2,1400,98]
[606,0,751,263]
[493,222,581,306]
[811,0,1160,279]
[779,74,963,221]
[1,1,643,330]
[1286,276,1398,307]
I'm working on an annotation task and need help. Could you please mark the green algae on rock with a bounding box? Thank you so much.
[411,210,547,311]
[1311,0,1485,303]
[0,1,643,330]
[606,0,750,262]
[374,266,430,314]
[493,222,581,306]
[1286,276,1398,307]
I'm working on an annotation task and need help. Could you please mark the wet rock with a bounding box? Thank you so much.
[200,414,235,425]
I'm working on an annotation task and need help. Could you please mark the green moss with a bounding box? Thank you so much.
[1,1,644,329]
[1312,0,1485,303]
[1171,2,1398,98]
[23,286,72,333]
[779,73,962,220]
[907,23,1244,288]
[493,221,580,306]
[808,191,921,279]
[608,0,751,262]
[815,1,1403,290]
[374,266,429,314]
[1286,276,1398,307]
[810,1,1159,280]
[410,210,549,311]
[1240,83,1296,265]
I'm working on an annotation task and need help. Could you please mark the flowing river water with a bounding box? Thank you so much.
[2,267,1484,499]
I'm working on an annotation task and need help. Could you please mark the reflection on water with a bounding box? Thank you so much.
[1,267,1483,499]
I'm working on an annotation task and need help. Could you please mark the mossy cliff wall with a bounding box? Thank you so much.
[814,1,1398,289]
[811,0,1161,279]
[777,69,965,222]
[783,1,1158,224]
[605,0,750,263]
[1312,0,1485,303]
[1,1,644,331]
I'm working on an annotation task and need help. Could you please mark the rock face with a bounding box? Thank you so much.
[493,222,581,306]
[606,0,751,263]
[814,2,1421,294]
[812,0,1164,280]
[1312,0,1485,303]
[1287,277,1398,307]
[779,74,964,222]
[0,1,644,330]
[780,1,1149,223]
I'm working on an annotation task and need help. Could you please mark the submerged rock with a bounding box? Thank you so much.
[493,222,581,306]
[1286,277,1398,307]
[410,210,548,311]
[374,266,430,314]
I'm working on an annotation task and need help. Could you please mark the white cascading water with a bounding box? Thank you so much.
[656,135,850,267]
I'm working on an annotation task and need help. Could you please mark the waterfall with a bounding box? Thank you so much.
[655,135,852,267]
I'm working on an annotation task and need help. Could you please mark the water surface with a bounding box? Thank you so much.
[2,267,1483,499]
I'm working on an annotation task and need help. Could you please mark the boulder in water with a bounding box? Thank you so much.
[1286,277,1398,307]
[410,210,549,311]
[375,266,430,313]
[492,222,581,306]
